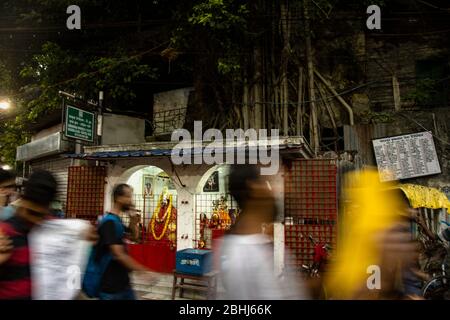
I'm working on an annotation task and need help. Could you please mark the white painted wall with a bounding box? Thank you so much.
[127,166,176,196]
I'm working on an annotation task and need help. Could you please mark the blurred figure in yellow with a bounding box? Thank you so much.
[325,168,419,300]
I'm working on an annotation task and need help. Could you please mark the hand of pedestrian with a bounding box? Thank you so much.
[129,213,141,224]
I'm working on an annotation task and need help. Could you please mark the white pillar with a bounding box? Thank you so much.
[274,222,285,276]
[271,168,285,275]
[176,189,195,250]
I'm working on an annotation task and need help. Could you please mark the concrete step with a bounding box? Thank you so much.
[139,292,194,301]
[140,292,171,300]
[131,271,226,300]
[131,272,197,299]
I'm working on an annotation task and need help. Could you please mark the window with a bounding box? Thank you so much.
[415,58,449,107]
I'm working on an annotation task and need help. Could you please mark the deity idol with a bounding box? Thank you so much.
[148,187,177,250]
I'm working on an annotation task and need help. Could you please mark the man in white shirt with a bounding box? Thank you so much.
[220,164,307,300]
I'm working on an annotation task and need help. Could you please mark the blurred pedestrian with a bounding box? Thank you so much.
[375,202,421,300]
[0,170,57,300]
[219,164,307,300]
[0,168,18,221]
[324,169,420,300]
[50,200,65,219]
[83,183,155,300]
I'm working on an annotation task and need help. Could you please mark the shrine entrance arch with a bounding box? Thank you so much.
[115,163,179,273]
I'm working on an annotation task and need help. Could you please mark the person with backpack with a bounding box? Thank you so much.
[83,183,155,300]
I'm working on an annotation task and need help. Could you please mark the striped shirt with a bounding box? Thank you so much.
[0,216,32,300]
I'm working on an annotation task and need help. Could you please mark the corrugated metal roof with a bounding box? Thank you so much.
[65,144,309,160]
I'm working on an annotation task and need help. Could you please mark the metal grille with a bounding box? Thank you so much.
[284,159,338,269]
[30,158,71,211]
[123,193,178,244]
[194,193,239,249]
[66,166,106,222]
[152,107,187,136]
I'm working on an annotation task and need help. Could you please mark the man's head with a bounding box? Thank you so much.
[14,170,57,225]
[112,183,133,211]
[229,164,277,229]
[0,168,17,206]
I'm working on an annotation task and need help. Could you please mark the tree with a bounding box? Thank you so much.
[0,0,167,165]
[1,0,393,165]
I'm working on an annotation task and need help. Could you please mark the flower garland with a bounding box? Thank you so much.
[149,193,173,241]
[155,197,171,223]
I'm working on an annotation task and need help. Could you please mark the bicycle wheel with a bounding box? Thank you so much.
[422,276,450,300]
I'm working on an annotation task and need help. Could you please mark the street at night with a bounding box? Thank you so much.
[0,0,449,312]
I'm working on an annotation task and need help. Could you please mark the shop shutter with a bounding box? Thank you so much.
[30,158,71,209]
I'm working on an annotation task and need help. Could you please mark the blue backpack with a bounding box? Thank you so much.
[82,213,124,298]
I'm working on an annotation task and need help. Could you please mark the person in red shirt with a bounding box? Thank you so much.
[0,170,57,300]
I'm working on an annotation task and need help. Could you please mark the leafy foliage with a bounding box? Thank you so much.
[404,78,440,106]
[0,113,28,166]
[18,42,157,121]
[188,0,248,30]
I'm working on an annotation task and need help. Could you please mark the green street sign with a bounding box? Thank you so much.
[65,105,95,142]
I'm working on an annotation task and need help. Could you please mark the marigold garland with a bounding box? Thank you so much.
[149,193,173,241]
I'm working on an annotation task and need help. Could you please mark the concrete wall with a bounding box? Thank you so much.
[31,113,146,146]
[153,87,193,136]
[31,124,62,141]
[350,34,450,190]
[365,35,448,111]
[102,113,146,145]
[343,111,450,189]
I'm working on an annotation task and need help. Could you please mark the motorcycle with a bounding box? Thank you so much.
[300,234,330,277]
[300,234,330,299]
